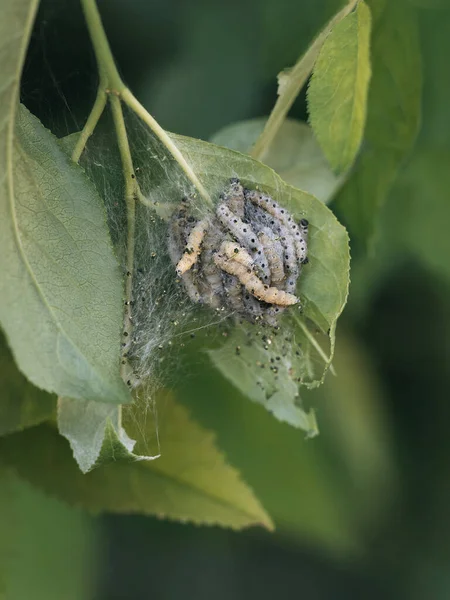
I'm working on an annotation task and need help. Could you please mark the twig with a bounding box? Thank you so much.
[251,0,359,162]
[71,85,107,163]
[79,0,211,205]
[109,94,137,377]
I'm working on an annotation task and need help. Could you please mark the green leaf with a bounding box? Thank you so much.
[0,468,16,598]
[0,0,39,134]
[408,0,450,7]
[206,317,327,436]
[210,118,343,203]
[306,332,398,528]
[178,328,396,552]
[63,112,349,431]
[176,349,356,552]
[166,134,350,430]
[250,0,362,162]
[0,469,98,600]
[0,104,130,404]
[167,134,350,334]
[57,397,159,474]
[386,149,450,280]
[336,0,422,242]
[419,8,450,146]
[0,394,273,530]
[0,332,55,437]
[308,1,372,174]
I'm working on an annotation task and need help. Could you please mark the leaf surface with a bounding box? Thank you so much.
[178,328,397,551]
[0,332,55,437]
[336,0,422,242]
[57,396,159,474]
[385,149,450,281]
[69,117,349,431]
[211,118,343,203]
[0,469,98,600]
[308,1,372,174]
[0,105,130,404]
[160,134,349,429]
[0,394,273,530]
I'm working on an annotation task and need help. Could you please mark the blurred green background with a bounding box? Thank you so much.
[6,0,450,598]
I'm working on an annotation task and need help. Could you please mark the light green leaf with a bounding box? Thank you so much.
[0,332,55,437]
[57,397,159,474]
[0,104,130,404]
[210,118,343,203]
[0,0,39,135]
[163,134,349,430]
[308,1,372,174]
[251,0,361,162]
[206,316,329,436]
[0,394,273,530]
[336,0,422,242]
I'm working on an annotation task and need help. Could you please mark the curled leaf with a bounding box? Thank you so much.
[57,397,159,474]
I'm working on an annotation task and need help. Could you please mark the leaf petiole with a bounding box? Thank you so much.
[71,85,107,164]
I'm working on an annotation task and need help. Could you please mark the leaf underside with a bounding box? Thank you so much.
[0,105,130,405]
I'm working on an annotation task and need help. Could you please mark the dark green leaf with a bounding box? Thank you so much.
[419,9,450,146]
[305,332,398,527]
[0,332,55,437]
[178,328,396,550]
[0,468,16,598]
[408,0,450,7]
[308,1,372,174]
[387,149,450,280]
[336,0,422,242]
[0,469,98,600]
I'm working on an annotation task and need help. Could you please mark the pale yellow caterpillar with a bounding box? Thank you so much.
[175,219,209,275]
[220,241,254,269]
[214,253,299,307]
